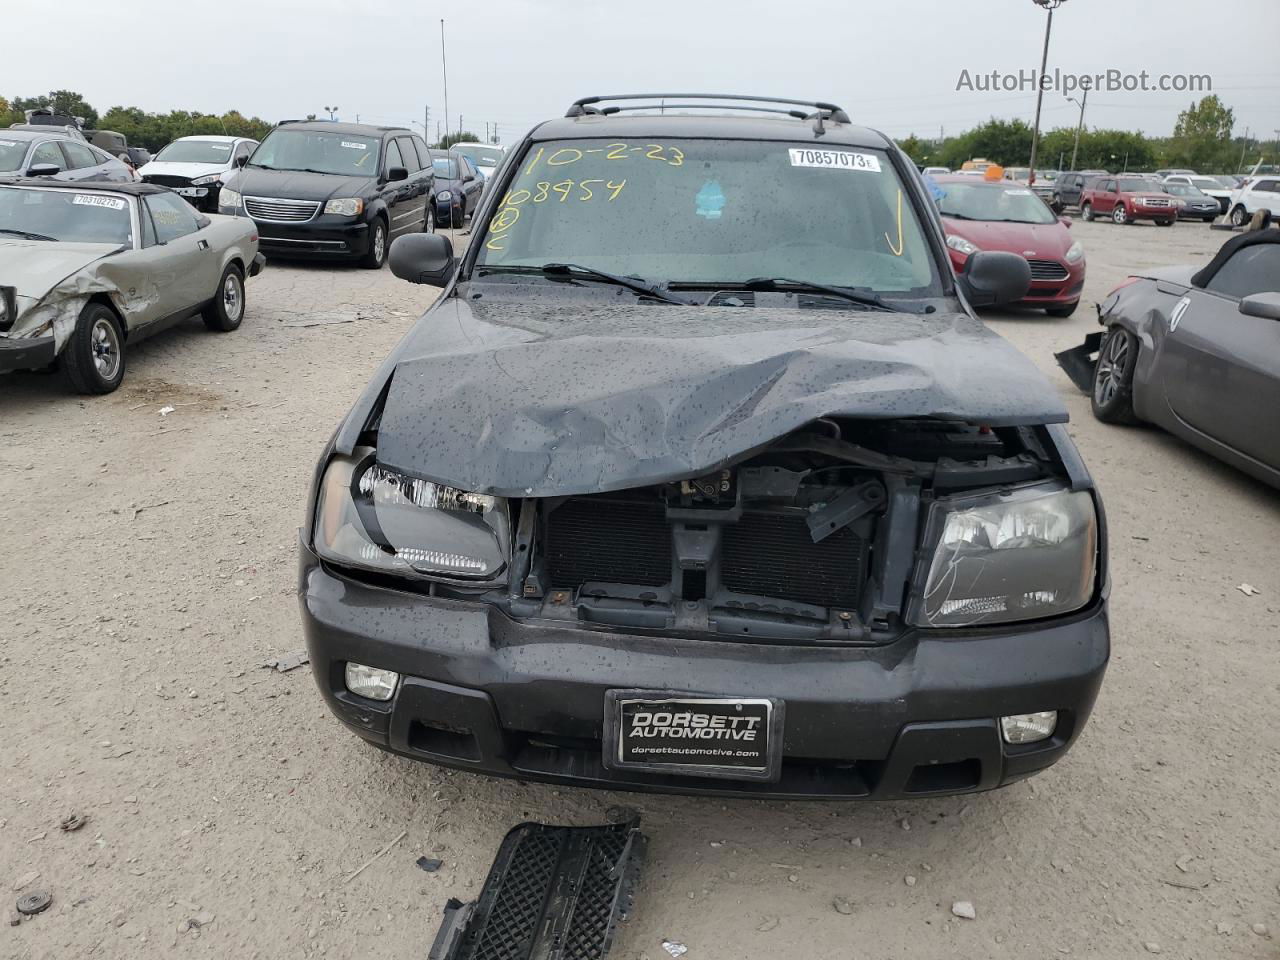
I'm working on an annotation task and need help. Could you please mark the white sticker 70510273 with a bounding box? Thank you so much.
[788,148,881,172]
[72,195,126,210]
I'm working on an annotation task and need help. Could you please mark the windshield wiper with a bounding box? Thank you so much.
[0,228,57,242]
[481,263,696,305]
[246,162,275,169]
[737,277,901,312]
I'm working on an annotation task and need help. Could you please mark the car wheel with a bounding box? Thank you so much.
[1156,218,1174,227]
[203,263,246,332]
[1091,326,1140,425]
[1229,204,1248,227]
[1112,204,1129,225]
[1045,301,1078,318]
[361,218,388,269]
[62,302,125,395]
[424,203,435,234]
[1081,202,1094,222]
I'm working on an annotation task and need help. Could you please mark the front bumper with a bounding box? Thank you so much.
[249,252,267,278]
[241,216,372,259]
[299,542,1109,800]
[0,334,57,374]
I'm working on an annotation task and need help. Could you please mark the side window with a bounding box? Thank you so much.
[30,142,66,171]
[396,137,420,173]
[140,201,157,247]
[146,192,200,243]
[1205,244,1280,300]
[62,141,100,169]
[384,138,404,173]
[1256,180,1278,194]
[412,136,432,171]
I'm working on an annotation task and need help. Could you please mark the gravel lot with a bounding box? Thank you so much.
[3,219,1277,960]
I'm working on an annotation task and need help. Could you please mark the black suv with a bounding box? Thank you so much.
[219,121,433,268]
[299,95,1109,800]
[1051,170,1109,212]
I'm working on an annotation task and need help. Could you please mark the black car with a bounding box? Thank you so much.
[0,129,134,183]
[1057,230,1280,488]
[219,121,434,268]
[428,149,485,228]
[1160,182,1221,222]
[1051,170,1108,211]
[299,94,1109,800]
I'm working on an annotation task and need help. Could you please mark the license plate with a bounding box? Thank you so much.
[174,187,207,197]
[603,691,783,782]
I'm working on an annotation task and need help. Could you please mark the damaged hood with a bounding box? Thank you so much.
[0,239,120,301]
[371,296,1068,498]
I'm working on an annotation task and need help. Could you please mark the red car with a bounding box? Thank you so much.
[934,175,1085,317]
[1080,176,1176,226]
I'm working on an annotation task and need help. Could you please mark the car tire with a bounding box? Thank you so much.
[1045,301,1078,318]
[361,217,388,269]
[1229,204,1248,227]
[1112,204,1130,225]
[202,263,246,332]
[1091,326,1140,425]
[1156,218,1174,227]
[62,302,126,395]
[424,203,435,234]
[1081,202,1094,222]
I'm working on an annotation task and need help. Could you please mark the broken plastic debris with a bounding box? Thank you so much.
[416,857,444,873]
[1237,583,1261,596]
[158,405,175,416]
[662,941,689,958]
[263,650,310,672]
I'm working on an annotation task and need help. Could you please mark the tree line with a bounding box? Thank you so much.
[898,96,1265,174]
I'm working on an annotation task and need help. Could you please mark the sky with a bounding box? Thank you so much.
[6,0,1278,149]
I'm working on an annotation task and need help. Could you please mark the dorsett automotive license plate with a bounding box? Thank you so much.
[603,691,784,782]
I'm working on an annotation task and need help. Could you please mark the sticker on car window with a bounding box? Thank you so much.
[0,140,18,147]
[341,141,371,150]
[72,195,126,210]
[695,180,726,219]
[788,149,881,172]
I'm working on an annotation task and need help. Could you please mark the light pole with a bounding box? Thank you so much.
[324,105,339,121]
[1066,85,1088,171]
[1028,0,1066,186]
[440,19,450,145]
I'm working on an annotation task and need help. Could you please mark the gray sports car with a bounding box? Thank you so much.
[1057,230,1280,488]
[0,179,264,393]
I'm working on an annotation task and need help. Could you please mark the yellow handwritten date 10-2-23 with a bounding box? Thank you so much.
[485,180,627,251]
[522,143,684,174]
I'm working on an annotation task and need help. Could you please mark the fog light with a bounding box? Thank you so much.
[344,662,399,702]
[1000,711,1058,744]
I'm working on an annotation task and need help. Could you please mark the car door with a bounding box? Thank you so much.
[1093,179,1116,214]
[61,140,106,182]
[139,191,220,326]
[393,135,428,233]
[378,137,415,237]
[1247,179,1279,215]
[1159,241,1280,467]
[461,157,483,211]
[27,140,70,179]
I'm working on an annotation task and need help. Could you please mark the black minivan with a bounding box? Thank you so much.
[219,121,434,268]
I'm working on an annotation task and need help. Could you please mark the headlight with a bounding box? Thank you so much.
[945,234,979,256]
[911,485,1097,627]
[0,286,15,331]
[219,187,242,210]
[324,197,364,216]
[1064,240,1084,263]
[314,451,511,582]
[190,173,222,186]
[437,190,453,202]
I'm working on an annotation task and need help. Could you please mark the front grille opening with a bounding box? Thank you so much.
[681,569,707,602]
[408,721,482,761]
[904,759,981,794]
[544,497,672,589]
[721,512,865,609]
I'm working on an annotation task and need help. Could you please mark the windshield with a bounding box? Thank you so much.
[474,138,940,295]
[1163,183,1202,197]
[154,140,236,164]
[431,155,459,179]
[936,181,1056,224]
[454,144,503,167]
[250,129,379,176]
[1187,177,1221,190]
[0,137,29,172]
[1117,178,1160,192]
[0,187,133,245]
[1214,175,1238,187]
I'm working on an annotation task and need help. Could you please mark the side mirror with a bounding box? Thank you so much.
[463,172,475,183]
[1239,291,1280,321]
[958,250,1032,308]
[1059,216,1072,228]
[236,155,248,168]
[389,232,456,287]
[26,163,60,177]
[385,166,408,183]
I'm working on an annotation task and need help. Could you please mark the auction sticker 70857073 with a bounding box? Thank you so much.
[788,148,881,172]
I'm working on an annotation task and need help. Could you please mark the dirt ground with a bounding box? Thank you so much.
[3,218,1278,960]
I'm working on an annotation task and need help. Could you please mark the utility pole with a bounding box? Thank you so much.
[459,114,463,138]
[1067,85,1088,171]
[1027,0,1066,187]
[440,19,450,147]
[424,106,430,143]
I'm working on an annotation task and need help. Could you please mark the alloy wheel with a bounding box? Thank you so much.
[1094,330,1128,408]
[90,316,121,381]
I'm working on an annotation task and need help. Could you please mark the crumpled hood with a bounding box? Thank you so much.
[138,160,228,181]
[222,168,372,203]
[0,239,119,301]
[372,297,1068,497]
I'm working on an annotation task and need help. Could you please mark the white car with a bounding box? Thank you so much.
[1162,174,1233,215]
[922,166,951,177]
[138,135,258,212]
[1225,176,1280,227]
[449,142,505,180]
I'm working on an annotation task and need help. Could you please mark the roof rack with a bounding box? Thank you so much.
[566,94,851,124]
